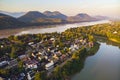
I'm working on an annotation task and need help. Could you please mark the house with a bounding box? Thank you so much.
[60,54,67,62]
[0,45,4,48]
[89,41,94,47]
[27,71,35,80]
[25,60,38,69]
[55,51,62,57]
[69,43,79,52]
[28,42,34,45]
[82,39,87,45]
[17,73,25,80]
[6,59,18,69]
[45,61,54,70]
[38,50,46,56]
[73,44,79,49]
[0,61,8,68]
[53,54,59,60]
[80,39,83,43]
[113,31,117,34]
[50,38,55,42]
[19,54,29,61]
[31,53,36,58]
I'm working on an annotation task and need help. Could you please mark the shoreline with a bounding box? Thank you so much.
[49,42,100,80]
[109,38,120,44]
[0,20,110,39]
[70,42,100,80]
[68,36,120,79]
[94,35,120,44]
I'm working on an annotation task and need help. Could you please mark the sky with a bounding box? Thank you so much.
[0,0,120,18]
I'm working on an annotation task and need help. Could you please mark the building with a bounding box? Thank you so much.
[27,71,35,80]
[0,61,8,68]
[45,61,54,70]
[25,60,38,69]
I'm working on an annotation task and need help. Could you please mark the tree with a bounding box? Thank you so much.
[34,71,46,80]
[10,46,17,59]
[0,69,10,77]
[88,35,94,41]
[18,60,24,73]
[53,66,62,80]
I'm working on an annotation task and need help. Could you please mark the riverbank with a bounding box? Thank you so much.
[0,20,110,39]
[109,38,120,44]
[94,35,120,44]
[50,42,100,80]
[72,42,120,80]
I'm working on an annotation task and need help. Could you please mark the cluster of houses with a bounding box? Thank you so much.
[0,37,94,80]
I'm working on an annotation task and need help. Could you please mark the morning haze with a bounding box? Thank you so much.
[0,0,120,18]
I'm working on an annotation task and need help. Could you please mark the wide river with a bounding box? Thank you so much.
[0,20,109,38]
[72,42,120,80]
[16,20,109,35]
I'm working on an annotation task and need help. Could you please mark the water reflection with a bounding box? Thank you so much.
[72,42,120,80]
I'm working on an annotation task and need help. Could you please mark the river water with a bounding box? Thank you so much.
[72,42,120,80]
[16,20,109,35]
[0,20,109,38]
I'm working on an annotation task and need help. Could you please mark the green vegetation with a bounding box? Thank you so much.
[65,21,120,43]
[34,71,46,80]
[50,43,100,80]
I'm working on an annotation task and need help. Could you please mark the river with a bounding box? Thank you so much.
[72,42,120,80]
[0,20,109,38]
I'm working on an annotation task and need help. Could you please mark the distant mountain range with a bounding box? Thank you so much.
[0,10,108,29]
[0,10,26,18]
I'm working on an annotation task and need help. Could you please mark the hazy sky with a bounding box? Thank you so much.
[0,0,120,17]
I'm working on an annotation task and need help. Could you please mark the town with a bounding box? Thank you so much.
[0,30,95,80]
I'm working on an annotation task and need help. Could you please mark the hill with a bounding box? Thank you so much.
[18,11,48,23]
[43,11,67,20]
[18,11,65,23]
[67,13,96,22]
[0,13,25,29]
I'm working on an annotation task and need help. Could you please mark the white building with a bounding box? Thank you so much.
[45,61,54,70]
[0,61,8,68]
[27,71,35,80]
[25,60,38,69]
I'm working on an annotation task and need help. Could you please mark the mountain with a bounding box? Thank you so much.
[18,11,65,23]
[18,11,48,23]
[0,13,25,29]
[67,13,96,22]
[0,11,106,29]
[0,10,25,18]
[94,15,109,20]
[43,11,67,20]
